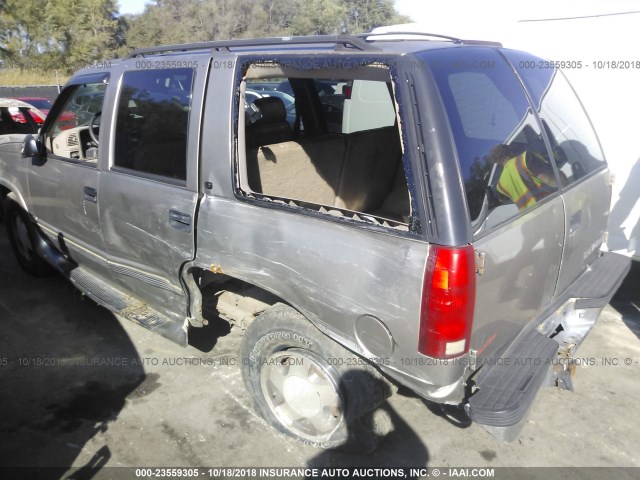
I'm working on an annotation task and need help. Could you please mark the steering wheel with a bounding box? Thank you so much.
[89,111,102,145]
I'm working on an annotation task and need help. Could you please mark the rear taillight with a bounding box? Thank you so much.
[418,245,476,359]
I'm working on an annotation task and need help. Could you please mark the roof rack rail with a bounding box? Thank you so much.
[356,31,502,47]
[127,34,380,58]
[356,31,463,43]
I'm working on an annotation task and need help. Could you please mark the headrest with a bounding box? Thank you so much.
[253,97,287,123]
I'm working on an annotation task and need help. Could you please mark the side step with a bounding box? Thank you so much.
[467,326,559,441]
[70,268,187,346]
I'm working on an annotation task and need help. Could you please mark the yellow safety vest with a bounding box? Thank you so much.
[496,153,555,210]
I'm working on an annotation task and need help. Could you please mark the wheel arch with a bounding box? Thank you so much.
[0,182,28,212]
[183,265,344,342]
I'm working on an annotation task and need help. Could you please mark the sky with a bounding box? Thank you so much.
[119,0,149,15]
[394,0,640,22]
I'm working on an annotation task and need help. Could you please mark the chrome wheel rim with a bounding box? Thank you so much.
[13,214,34,261]
[260,348,343,441]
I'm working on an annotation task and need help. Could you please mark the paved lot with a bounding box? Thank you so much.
[0,225,639,478]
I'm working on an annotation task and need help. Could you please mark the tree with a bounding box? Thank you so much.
[1,0,413,73]
[341,0,411,33]
[0,0,121,72]
[289,0,347,35]
[55,0,121,69]
[0,0,53,66]
[126,0,305,48]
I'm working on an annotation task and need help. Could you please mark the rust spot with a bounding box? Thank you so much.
[210,264,223,274]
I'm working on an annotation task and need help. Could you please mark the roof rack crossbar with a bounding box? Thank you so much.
[356,31,464,43]
[356,31,502,47]
[127,35,379,58]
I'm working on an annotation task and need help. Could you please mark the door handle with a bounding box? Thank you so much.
[83,186,97,204]
[169,210,191,232]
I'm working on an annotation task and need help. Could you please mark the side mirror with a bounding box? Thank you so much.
[22,134,43,158]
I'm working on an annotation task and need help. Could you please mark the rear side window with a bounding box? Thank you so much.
[420,48,559,229]
[114,68,194,181]
[503,50,605,186]
[238,62,410,230]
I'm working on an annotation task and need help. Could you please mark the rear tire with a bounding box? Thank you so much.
[4,200,52,277]
[241,304,393,453]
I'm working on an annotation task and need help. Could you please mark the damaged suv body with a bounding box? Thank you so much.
[0,33,630,449]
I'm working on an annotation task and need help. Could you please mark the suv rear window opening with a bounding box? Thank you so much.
[238,64,412,230]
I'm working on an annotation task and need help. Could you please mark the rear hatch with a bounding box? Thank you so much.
[419,46,613,438]
[502,50,611,294]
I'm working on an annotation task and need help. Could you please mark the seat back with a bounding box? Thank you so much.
[335,126,402,212]
[246,97,292,148]
[248,135,345,205]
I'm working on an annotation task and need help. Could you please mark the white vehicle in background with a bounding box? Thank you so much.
[375,2,640,260]
[341,80,395,134]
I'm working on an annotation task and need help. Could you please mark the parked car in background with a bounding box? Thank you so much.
[0,98,45,135]
[15,97,53,117]
[13,96,77,128]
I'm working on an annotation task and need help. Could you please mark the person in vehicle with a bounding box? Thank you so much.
[489,144,559,210]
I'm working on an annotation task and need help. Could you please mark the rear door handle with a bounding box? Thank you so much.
[83,186,97,204]
[169,210,191,232]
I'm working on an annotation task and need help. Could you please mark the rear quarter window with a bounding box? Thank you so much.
[419,48,558,228]
[503,50,606,186]
[447,71,519,140]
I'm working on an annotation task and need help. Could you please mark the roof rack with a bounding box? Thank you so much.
[127,35,380,58]
[356,31,502,47]
[126,31,502,59]
[356,31,462,42]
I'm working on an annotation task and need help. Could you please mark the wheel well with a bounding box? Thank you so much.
[190,267,287,330]
[0,186,11,219]
[0,186,10,204]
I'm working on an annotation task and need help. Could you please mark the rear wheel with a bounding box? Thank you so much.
[241,304,393,453]
[4,200,52,276]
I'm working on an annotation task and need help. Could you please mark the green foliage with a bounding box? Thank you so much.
[344,0,411,32]
[0,0,121,73]
[0,0,412,78]
[289,0,346,35]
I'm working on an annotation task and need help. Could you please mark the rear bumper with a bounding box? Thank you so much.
[467,251,631,441]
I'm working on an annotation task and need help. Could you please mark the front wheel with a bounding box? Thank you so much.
[241,304,393,453]
[4,200,52,277]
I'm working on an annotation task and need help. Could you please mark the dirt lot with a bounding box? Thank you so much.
[0,226,639,479]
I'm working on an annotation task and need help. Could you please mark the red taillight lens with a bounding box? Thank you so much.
[418,245,476,359]
[342,85,352,99]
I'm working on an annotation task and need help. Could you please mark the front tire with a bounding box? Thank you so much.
[4,200,52,277]
[241,304,393,453]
